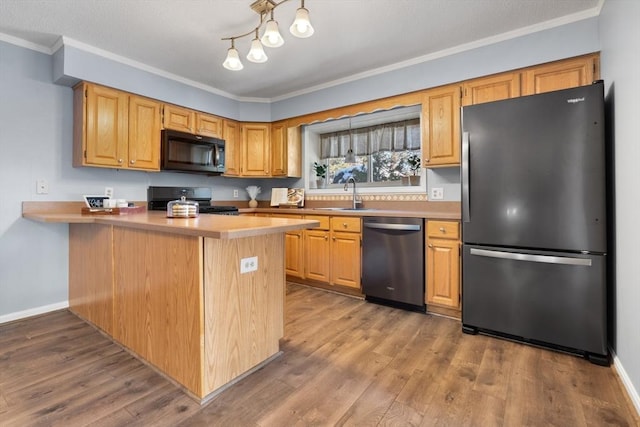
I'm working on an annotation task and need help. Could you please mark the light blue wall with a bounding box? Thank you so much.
[271,18,600,120]
[600,0,640,413]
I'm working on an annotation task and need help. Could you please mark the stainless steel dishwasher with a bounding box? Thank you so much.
[361,217,425,311]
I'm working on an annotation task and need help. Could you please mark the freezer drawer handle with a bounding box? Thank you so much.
[469,248,592,266]
[363,223,421,231]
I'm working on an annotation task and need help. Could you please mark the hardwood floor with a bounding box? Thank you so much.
[1,283,638,426]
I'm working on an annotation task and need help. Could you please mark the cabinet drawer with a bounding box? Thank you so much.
[271,214,304,220]
[427,221,459,240]
[304,215,330,230]
[330,217,361,233]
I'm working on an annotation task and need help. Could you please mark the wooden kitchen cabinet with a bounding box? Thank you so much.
[522,53,599,95]
[222,119,241,176]
[422,84,461,167]
[195,112,223,138]
[273,213,305,279]
[73,82,161,171]
[162,104,194,133]
[426,220,461,315]
[240,122,271,176]
[271,121,287,177]
[462,71,521,106]
[304,215,331,282]
[330,217,361,289]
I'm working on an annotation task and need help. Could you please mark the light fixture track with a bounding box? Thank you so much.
[222,0,314,71]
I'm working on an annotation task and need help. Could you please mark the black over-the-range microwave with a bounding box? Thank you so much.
[161,129,225,175]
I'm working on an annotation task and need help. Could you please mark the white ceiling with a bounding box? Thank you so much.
[0,0,602,100]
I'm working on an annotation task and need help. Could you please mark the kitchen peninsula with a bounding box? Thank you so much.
[22,202,319,402]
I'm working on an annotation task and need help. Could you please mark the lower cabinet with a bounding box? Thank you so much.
[274,213,362,291]
[426,220,461,315]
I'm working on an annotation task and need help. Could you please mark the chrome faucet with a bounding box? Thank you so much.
[344,176,361,209]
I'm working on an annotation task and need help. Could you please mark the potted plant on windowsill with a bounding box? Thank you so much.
[313,162,328,189]
[404,154,421,186]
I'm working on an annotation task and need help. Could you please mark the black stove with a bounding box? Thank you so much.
[147,186,239,215]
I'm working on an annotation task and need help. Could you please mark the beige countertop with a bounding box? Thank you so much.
[241,205,461,220]
[22,202,319,239]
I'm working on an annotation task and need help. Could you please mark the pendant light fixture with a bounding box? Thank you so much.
[345,117,356,163]
[221,0,314,71]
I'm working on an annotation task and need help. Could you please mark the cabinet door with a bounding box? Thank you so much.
[304,229,330,283]
[196,112,223,138]
[222,119,241,176]
[426,238,460,309]
[163,104,194,133]
[240,123,271,176]
[330,231,361,289]
[128,95,161,171]
[270,121,287,177]
[462,72,521,106]
[285,231,305,279]
[84,83,129,167]
[422,84,461,167]
[522,54,598,96]
[287,126,302,178]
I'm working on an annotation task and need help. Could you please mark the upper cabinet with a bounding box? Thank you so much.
[522,53,599,96]
[224,120,301,178]
[422,84,461,167]
[462,71,521,106]
[241,123,271,176]
[162,104,223,138]
[74,82,161,171]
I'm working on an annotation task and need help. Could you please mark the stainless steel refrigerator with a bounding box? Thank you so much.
[461,81,608,365]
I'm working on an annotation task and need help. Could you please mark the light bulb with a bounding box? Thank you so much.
[247,38,268,63]
[289,7,314,38]
[261,19,284,48]
[223,47,243,70]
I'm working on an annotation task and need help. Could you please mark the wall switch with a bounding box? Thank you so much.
[233,189,239,198]
[240,256,258,274]
[430,187,444,200]
[36,179,49,194]
[105,187,114,198]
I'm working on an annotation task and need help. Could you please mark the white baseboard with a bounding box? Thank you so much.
[0,301,69,325]
[611,347,640,417]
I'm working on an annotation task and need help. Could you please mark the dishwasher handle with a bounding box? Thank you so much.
[364,223,422,231]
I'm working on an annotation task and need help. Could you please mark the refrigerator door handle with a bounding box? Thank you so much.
[469,248,592,266]
[462,131,470,223]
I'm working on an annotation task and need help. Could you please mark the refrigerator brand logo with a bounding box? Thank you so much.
[567,97,586,104]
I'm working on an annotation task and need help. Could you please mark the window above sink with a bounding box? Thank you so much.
[303,105,426,195]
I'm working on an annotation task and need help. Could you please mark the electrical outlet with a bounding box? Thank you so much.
[240,256,258,274]
[430,187,444,200]
[105,187,114,198]
[233,189,239,198]
[36,179,49,194]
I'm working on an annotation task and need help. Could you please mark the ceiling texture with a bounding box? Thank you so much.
[0,0,602,100]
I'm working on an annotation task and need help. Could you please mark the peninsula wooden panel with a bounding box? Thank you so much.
[68,223,114,335]
[202,233,285,394]
[113,228,203,395]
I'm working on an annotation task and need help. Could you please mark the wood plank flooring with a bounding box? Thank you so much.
[1,283,638,426]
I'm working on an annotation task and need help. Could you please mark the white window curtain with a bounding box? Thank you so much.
[320,119,420,159]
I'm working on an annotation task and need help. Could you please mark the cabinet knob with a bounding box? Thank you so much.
[439,227,446,233]
[332,236,336,241]
[130,159,136,165]
[343,223,348,228]
[118,158,123,164]
[324,235,328,241]
[428,243,434,248]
